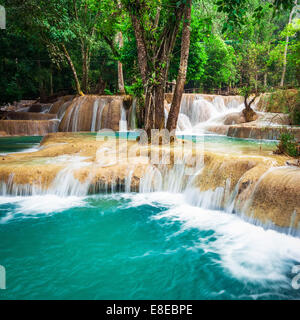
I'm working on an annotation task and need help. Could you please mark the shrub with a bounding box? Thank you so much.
[275,131,300,157]
[289,91,300,125]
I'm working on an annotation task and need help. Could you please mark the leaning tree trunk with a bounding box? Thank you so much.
[131,14,148,87]
[167,0,192,132]
[280,0,297,87]
[82,47,89,93]
[242,93,258,122]
[62,44,83,96]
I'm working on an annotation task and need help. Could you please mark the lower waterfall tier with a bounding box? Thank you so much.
[0,132,299,235]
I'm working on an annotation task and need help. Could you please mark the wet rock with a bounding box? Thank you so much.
[0,120,59,136]
[242,107,258,122]
[49,95,75,114]
[223,112,246,125]
[0,111,56,120]
[286,159,300,167]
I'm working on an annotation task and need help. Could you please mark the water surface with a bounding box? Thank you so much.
[0,192,299,300]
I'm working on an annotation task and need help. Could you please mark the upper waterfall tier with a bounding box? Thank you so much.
[165,93,245,129]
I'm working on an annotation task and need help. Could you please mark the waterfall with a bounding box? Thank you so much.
[49,161,93,197]
[91,99,100,132]
[96,99,106,131]
[163,94,245,134]
[177,113,192,131]
[1,145,299,236]
[119,103,128,132]
[177,94,244,130]
[59,96,130,132]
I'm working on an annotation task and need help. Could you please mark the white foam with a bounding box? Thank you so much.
[0,146,40,156]
[110,191,300,286]
[150,197,300,285]
[0,194,86,223]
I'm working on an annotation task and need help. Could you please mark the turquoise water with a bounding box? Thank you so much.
[0,136,42,154]
[0,192,300,300]
[81,131,277,155]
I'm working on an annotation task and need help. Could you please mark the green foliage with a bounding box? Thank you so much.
[201,35,236,90]
[169,5,208,84]
[0,0,299,103]
[290,91,300,125]
[258,90,300,122]
[125,78,144,97]
[276,130,300,157]
[104,88,113,95]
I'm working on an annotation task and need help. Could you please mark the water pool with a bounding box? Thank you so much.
[0,136,42,155]
[0,192,300,300]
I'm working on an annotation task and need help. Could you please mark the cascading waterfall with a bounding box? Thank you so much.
[49,159,93,197]
[119,103,128,132]
[59,95,128,132]
[91,99,100,132]
[165,94,246,132]
[0,146,299,237]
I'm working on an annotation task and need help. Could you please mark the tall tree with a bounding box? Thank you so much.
[122,0,187,134]
[280,0,298,87]
[116,31,125,94]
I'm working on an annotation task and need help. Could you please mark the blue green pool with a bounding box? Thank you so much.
[0,192,300,300]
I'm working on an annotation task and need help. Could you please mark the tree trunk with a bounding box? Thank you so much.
[116,32,125,94]
[96,77,106,95]
[280,0,297,87]
[62,44,84,96]
[167,0,192,132]
[131,14,148,87]
[243,93,258,122]
[264,72,267,87]
[82,46,90,93]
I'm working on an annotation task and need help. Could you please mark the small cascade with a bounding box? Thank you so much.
[91,99,100,132]
[49,160,93,197]
[119,103,128,132]
[0,149,299,236]
[0,174,44,196]
[137,157,300,236]
[139,153,204,194]
[59,95,131,132]
[177,113,192,131]
[176,94,245,130]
